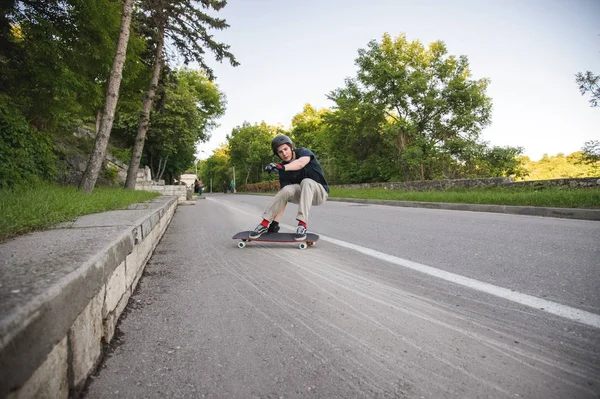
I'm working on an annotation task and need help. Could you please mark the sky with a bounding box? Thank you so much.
[189,0,600,161]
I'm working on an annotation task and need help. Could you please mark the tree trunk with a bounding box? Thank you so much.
[152,157,161,182]
[161,157,168,181]
[79,0,134,193]
[149,153,156,181]
[156,158,164,182]
[95,109,101,134]
[157,155,168,181]
[124,23,165,189]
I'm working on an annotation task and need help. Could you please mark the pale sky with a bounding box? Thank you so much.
[192,0,600,161]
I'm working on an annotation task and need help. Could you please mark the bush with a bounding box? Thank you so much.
[102,164,119,184]
[0,95,57,188]
[109,145,131,164]
[240,180,280,192]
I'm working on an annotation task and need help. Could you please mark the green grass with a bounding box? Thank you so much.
[329,186,600,209]
[0,184,161,241]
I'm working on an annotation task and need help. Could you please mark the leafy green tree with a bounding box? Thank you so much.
[522,152,595,180]
[2,0,127,129]
[200,145,230,192]
[227,122,279,186]
[440,137,484,178]
[323,89,390,183]
[0,95,57,188]
[124,0,239,189]
[575,71,599,107]
[581,140,600,161]
[288,104,340,181]
[328,33,492,181]
[1,0,141,189]
[290,104,329,153]
[580,140,600,174]
[480,146,527,178]
[439,138,527,179]
[143,68,225,183]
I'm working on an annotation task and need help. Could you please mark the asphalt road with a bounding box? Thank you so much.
[84,194,600,398]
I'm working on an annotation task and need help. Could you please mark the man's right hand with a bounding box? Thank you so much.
[265,163,284,173]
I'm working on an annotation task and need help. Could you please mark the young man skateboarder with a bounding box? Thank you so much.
[249,134,329,241]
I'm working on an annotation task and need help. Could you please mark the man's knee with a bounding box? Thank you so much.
[278,185,297,200]
[300,179,317,189]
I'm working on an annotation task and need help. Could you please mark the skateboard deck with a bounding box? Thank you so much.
[232,231,319,249]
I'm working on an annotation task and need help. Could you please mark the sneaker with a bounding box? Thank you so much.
[267,223,280,234]
[294,225,307,241]
[249,224,268,239]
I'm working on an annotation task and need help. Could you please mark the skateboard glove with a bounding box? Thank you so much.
[265,162,285,173]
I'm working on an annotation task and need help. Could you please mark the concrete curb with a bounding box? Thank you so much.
[326,198,600,221]
[0,196,179,398]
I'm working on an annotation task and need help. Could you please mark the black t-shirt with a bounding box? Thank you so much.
[279,148,329,193]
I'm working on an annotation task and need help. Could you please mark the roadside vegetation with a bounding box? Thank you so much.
[199,34,599,188]
[1,1,236,192]
[329,186,600,209]
[236,184,599,209]
[0,184,160,241]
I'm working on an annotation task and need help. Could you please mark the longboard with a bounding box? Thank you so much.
[232,231,319,250]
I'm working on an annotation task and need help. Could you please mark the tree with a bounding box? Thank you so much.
[323,85,391,183]
[328,33,493,181]
[289,104,336,181]
[581,140,600,161]
[290,104,328,152]
[522,152,595,180]
[580,140,600,174]
[227,122,278,186]
[480,146,527,178]
[79,0,135,193]
[1,0,136,188]
[124,0,239,189]
[200,144,230,192]
[575,71,600,107]
[143,68,225,183]
[2,0,129,130]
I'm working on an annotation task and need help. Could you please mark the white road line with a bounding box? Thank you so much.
[212,197,600,329]
[317,234,600,329]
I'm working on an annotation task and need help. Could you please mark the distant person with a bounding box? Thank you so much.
[230,180,236,194]
[194,179,201,193]
[223,181,228,194]
[249,135,329,241]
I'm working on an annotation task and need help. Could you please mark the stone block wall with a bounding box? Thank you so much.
[134,166,189,202]
[508,177,600,188]
[333,177,514,191]
[135,181,188,202]
[0,197,178,398]
[332,177,600,191]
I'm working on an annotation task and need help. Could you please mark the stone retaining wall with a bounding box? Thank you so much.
[135,181,188,201]
[333,177,600,191]
[508,177,600,188]
[0,196,178,398]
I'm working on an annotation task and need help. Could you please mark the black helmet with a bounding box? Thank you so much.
[271,134,294,156]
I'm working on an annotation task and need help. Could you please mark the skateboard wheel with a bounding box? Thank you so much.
[238,241,246,249]
[307,242,314,247]
[299,243,307,250]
